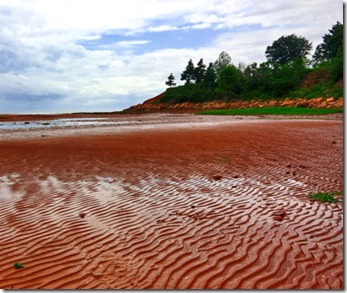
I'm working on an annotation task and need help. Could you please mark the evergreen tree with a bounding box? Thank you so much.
[202,62,217,88]
[180,59,195,84]
[165,73,176,88]
[194,58,206,83]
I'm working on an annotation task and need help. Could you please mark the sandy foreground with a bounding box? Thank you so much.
[0,113,343,289]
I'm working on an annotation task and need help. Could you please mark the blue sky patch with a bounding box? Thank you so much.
[79,27,229,54]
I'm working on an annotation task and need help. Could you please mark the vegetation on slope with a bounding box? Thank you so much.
[197,107,343,116]
[160,22,343,104]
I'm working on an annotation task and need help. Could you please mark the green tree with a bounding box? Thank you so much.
[265,34,312,66]
[180,59,195,84]
[165,73,176,88]
[201,62,217,88]
[161,83,217,103]
[252,61,275,98]
[194,58,206,83]
[242,62,261,96]
[213,51,232,78]
[270,57,308,96]
[243,62,258,79]
[216,65,243,100]
[327,49,343,82]
[312,22,343,64]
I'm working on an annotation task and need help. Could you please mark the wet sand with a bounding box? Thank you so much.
[0,114,343,289]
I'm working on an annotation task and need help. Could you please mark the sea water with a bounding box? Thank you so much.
[0,118,140,130]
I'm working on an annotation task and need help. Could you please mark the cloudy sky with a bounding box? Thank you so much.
[0,0,343,113]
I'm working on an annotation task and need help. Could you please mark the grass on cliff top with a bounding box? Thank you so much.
[197,107,343,116]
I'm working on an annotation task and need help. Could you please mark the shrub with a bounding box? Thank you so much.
[160,84,218,103]
[13,262,25,269]
[308,192,340,203]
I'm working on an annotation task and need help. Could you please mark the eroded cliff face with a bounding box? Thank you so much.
[123,96,343,114]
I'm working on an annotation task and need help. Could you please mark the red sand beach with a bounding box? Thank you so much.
[0,113,343,289]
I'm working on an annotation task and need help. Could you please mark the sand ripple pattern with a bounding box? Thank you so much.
[0,119,343,289]
[0,173,342,289]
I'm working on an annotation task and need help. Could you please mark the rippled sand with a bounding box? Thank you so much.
[0,114,343,289]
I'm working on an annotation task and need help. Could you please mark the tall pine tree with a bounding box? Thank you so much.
[165,73,176,88]
[194,58,206,84]
[181,59,195,84]
[201,62,217,88]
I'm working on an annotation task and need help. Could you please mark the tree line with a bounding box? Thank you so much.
[162,22,343,104]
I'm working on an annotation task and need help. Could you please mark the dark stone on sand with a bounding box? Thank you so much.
[273,210,286,217]
[79,212,86,219]
[212,175,222,181]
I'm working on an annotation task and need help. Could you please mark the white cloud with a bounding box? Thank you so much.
[104,40,150,49]
[79,35,102,41]
[147,25,179,33]
[0,0,343,113]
